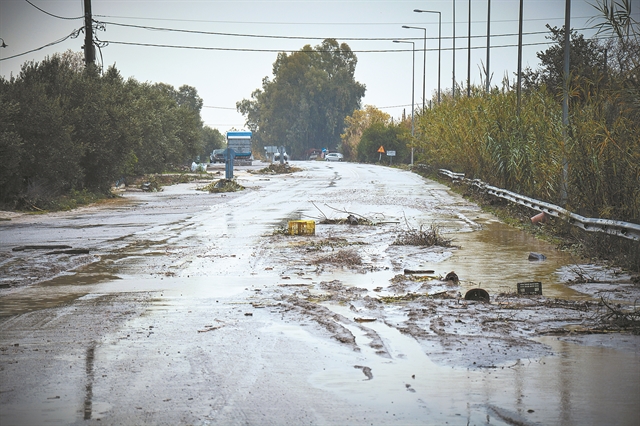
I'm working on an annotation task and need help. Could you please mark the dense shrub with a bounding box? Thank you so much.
[0,52,211,209]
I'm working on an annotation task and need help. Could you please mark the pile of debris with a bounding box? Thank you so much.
[253,163,302,174]
[393,224,451,247]
[199,179,245,193]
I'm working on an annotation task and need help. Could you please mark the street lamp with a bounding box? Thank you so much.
[402,25,426,111]
[393,40,415,166]
[413,9,441,104]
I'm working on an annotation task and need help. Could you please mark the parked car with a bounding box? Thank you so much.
[273,151,289,162]
[325,152,344,162]
[210,149,225,163]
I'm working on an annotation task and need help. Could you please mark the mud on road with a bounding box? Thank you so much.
[1,161,639,425]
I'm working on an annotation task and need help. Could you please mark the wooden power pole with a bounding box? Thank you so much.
[83,0,95,67]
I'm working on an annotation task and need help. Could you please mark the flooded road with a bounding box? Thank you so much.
[1,162,639,425]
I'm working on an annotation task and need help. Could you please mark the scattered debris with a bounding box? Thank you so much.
[528,252,547,261]
[12,245,72,252]
[354,365,373,380]
[354,317,377,323]
[46,248,91,255]
[197,325,223,333]
[311,249,362,267]
[465,288,490,302]
[252,163,301,174]
[598,296,640,334]
[404,268,435,275]
[393,224,451,247]
[311,202,380,225]
[517,281,542,295]
[379,293,425,303]
[445,271,459,284]
[288,220,315,235]
[141,182,156,192]
[199,179,245,193]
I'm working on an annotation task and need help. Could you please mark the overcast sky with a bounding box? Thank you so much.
[1,0,634,133]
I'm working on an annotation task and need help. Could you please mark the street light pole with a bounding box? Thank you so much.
[413,9,441,104]
[393,40,415,166]
[453,0,456,98]
[402,26,426,111]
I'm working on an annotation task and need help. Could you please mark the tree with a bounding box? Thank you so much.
[357,122,410,163]
[340,106,391,160]
[237,39,365,159]
[175,84,203,112]
[522,26,606,102]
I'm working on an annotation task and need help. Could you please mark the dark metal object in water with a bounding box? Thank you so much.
[528,252,547,261]
[464,288,490,302]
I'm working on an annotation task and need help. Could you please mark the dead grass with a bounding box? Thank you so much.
[393,224,451,247]
[311,249,362,266]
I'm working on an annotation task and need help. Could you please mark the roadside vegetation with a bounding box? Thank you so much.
[0,51,225,211]
[340,1,639,272]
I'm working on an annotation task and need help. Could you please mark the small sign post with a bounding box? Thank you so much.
[377,145,385,162]
[224,148,236,180]
[387,150,396,165]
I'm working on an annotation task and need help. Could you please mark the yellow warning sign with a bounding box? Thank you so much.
[377,146,385,153]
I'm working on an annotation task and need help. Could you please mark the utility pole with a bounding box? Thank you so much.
[467,0,471,97]
[561,0,571,205]
[516,0,524,114]
[83,0,95,67]
[486,0,491,92]
[452,0,456,98]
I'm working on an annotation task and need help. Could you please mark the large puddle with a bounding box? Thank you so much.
[266,304,640,425]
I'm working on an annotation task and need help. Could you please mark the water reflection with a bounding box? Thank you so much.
[84,343,96,420]
[437,221,580,297]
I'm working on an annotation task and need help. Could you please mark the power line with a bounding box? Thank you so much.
[0,28,83,61]
[24,0,83,20]
[99,20,595,42]
[98,39,561,54]
[377,104,412,109]
[94,14,600,26]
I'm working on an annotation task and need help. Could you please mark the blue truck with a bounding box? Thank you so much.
[226,131,253,163]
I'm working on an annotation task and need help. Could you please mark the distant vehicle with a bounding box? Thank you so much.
[325,152,344,162]
[306,149,321,160]
[226,131,253,162]
[210,149,225,163]
[274,151,289,162]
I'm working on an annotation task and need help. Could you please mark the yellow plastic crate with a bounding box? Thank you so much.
[288,220,315,236]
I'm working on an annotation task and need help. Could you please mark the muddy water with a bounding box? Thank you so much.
[304,301,640,425]
[437,220,582,298]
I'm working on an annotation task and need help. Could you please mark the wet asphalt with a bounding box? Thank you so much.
[1,161,639,425]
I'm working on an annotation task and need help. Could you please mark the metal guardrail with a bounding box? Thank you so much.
[438,169,640,241]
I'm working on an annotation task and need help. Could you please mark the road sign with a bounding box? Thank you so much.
[377,146,385,153]
[387,150,396,156]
